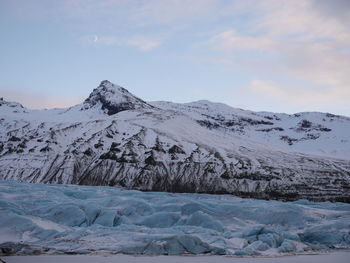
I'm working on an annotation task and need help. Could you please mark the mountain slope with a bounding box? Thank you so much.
[0,80,349,202]
[151,100,350,159]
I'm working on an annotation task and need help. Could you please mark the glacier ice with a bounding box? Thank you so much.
[0,180,349,256]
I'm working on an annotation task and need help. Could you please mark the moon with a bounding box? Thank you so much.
[93,35,98,42]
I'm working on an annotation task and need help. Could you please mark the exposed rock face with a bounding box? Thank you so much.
[0,81,350,202]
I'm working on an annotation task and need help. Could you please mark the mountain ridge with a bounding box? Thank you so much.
[2,81,350,118]
[1,80,349,202]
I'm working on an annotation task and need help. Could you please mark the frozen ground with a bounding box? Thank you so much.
[0,180,350,257]
[3,251,350,263]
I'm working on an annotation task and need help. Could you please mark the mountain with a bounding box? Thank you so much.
[0,80,349,202]
[151,100,350,159]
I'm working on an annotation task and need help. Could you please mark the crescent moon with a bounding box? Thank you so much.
[93,35,98,42]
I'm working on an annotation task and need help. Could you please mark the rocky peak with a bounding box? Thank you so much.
[82,80,153,115]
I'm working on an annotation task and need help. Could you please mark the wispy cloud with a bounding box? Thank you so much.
[210,29,276,52]
[206,0,350,110]
[86,35,161,51]
[249,79,349,111]
[2,0,349,113]
[129,0,222,24]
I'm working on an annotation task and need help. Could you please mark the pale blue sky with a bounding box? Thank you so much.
[0,0,349,115]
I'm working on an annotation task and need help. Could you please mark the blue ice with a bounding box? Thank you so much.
[0,180,349,256]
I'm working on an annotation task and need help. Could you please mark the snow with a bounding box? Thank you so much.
[150,100,350,159]
[0,180,349,256]
[0,80,349,202]
[1,82,349,161]
[82,80,152,114]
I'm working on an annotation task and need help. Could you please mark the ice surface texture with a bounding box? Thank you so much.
[0,180,349,256]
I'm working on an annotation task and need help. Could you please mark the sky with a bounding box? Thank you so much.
[0,0,349,116]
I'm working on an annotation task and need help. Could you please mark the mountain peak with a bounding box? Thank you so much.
[82,80,152,115]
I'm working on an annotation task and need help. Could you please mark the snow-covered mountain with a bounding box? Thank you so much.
[151,101,350,159]
[1,80,349,202]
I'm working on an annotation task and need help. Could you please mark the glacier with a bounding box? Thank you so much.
[0,180,349,256]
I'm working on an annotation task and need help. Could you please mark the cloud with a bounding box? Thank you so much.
[130,0,222,24]
[206,0,350,110]
[86,35,161,51]
[209,29,276,52]
[310,0,350,25]
[249,79,349,110]
[256,0,350,44]
[17,0,223,26]
[3,0,349,114]
[282,42,350,88]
